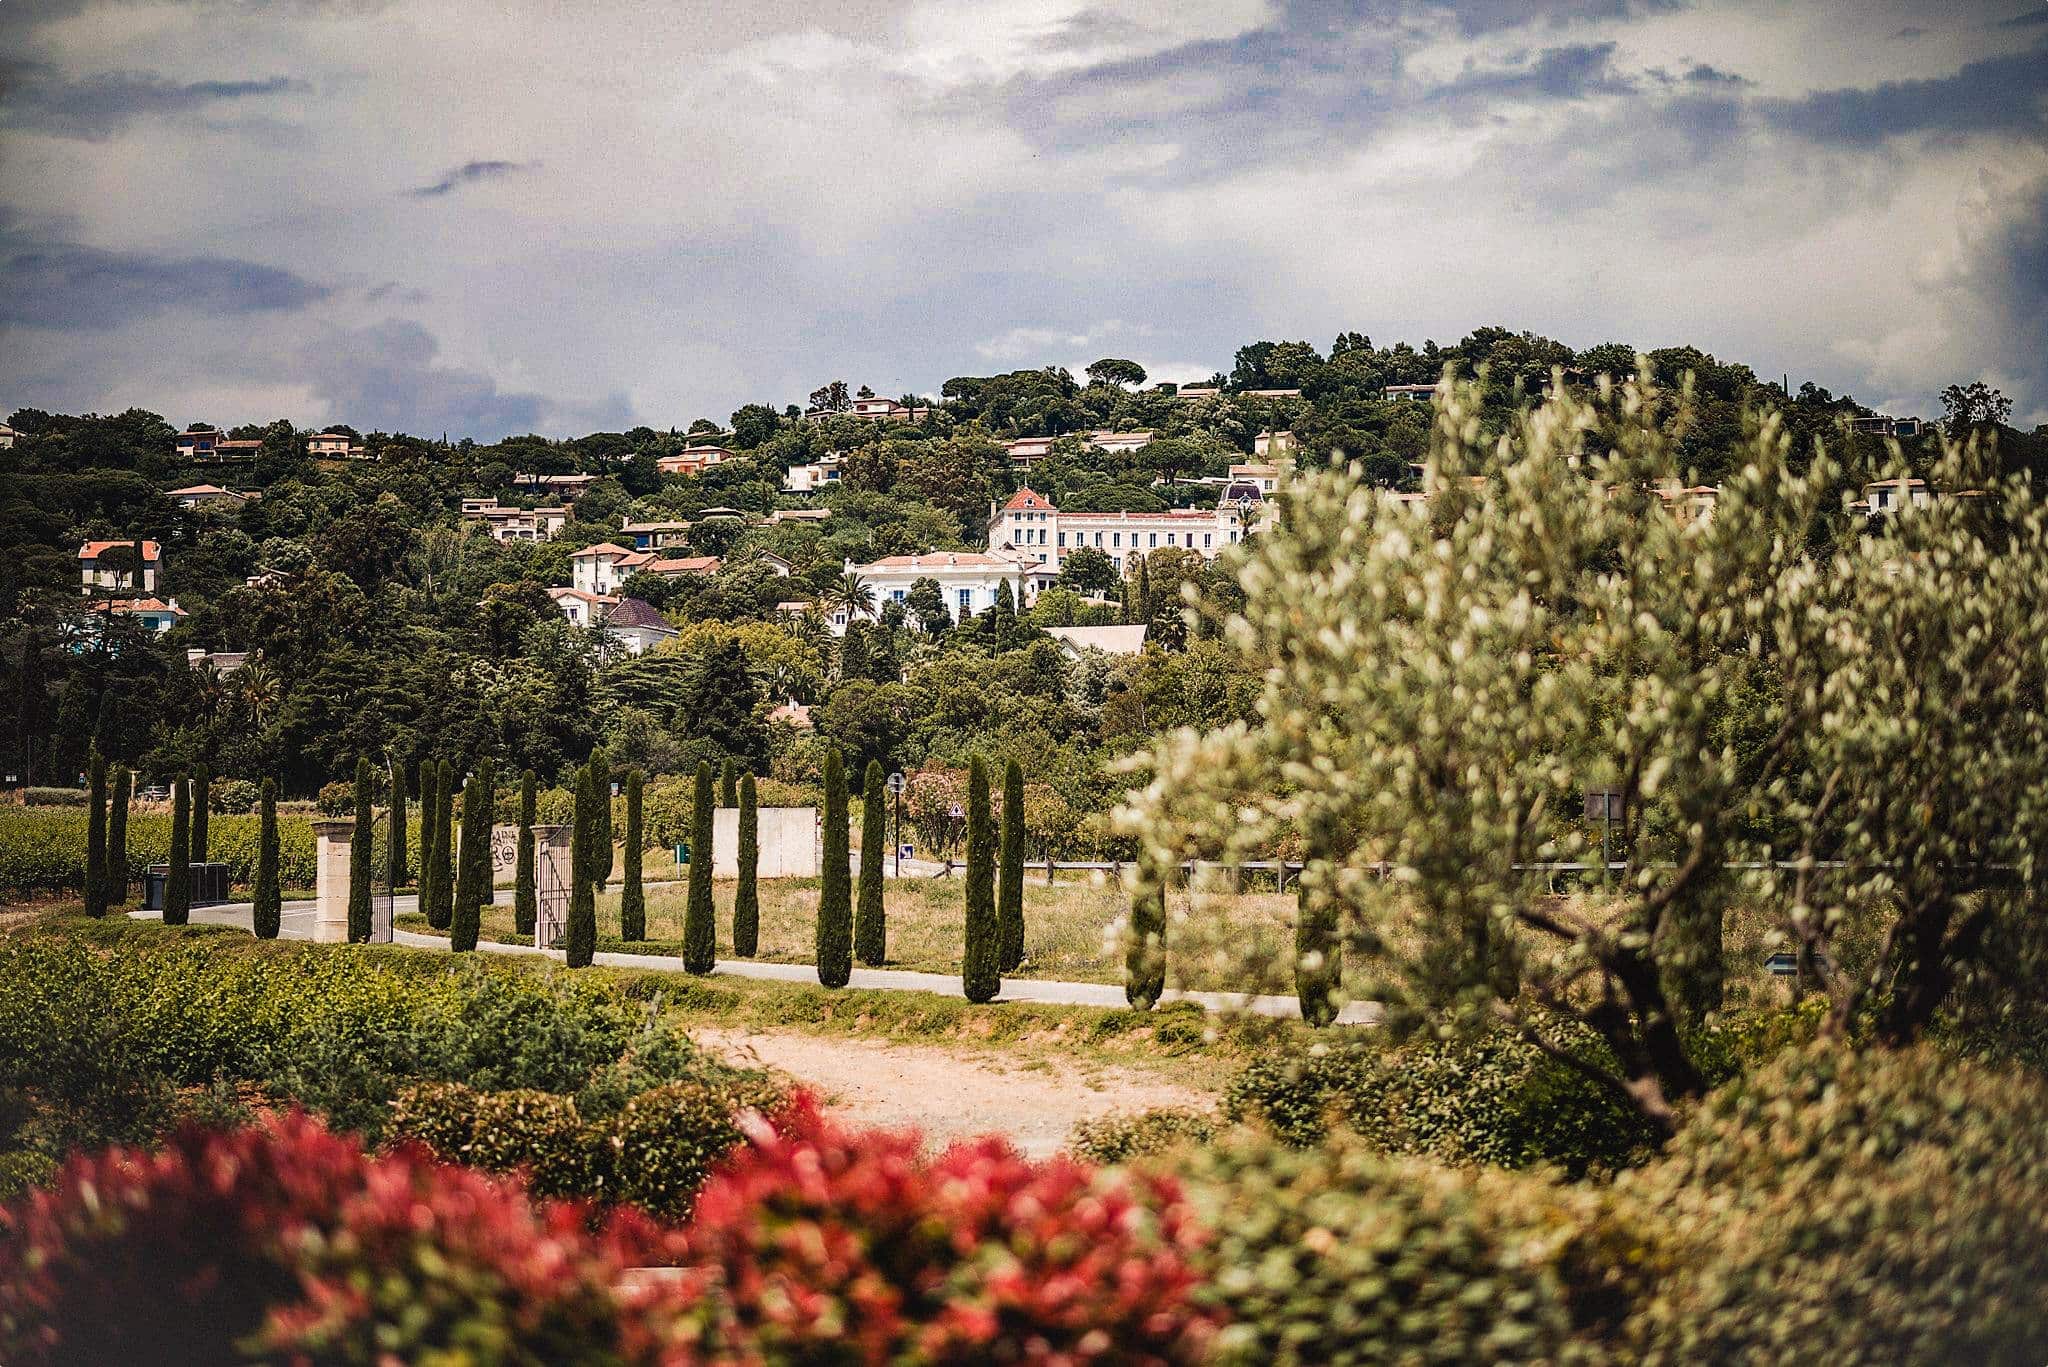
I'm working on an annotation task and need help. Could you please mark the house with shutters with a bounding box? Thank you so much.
[835,551,1032,635]
[79,541,161,595]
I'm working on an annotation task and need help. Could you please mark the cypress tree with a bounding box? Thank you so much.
[84,746,108,918]
[514,768,538,938]
[348,756,373,943]
[564,760,597,967]
[856,759,887,966]
[683,761,716,972]
[190,761,210,865]
[108,765,131,907]
[452,761,492,951]
[734,773,760,957]
[1125,851,1167,1011]
[1295,855,1343,1028]
[719,758,738,808]
[816,750,852,987]
[164,775,191,926]
[427,758,456,930]
[998,759,1026,972]
[591,747,614,890]
[417,759,439,906]
[388,753,409,890]
[621,769,646,941]
[962,756,999,1003]
[253,778,281,939]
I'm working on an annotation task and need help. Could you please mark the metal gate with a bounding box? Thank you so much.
[534,836,569,951]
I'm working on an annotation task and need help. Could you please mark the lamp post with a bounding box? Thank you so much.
[887,770,906,877]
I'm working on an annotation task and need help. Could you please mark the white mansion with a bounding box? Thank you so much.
[987,478,1273,581]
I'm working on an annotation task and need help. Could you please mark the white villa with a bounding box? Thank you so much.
[986,486,1268,580]
[79,540,161,595]
[462,498,570,543]
[547,590,676,656]
[835,551,1032,634]
[783,456,845,492]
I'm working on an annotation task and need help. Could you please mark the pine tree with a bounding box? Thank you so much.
[621,769,646,941]
[734,773,760,957]
[720,758,738,808]
[683,761,716,972]
[998,758,1026,972]
[388,753,409,890]
[591,746,614,890]
[1125,851,1167,1011]
[565,761,597,968]
[856,759,887,966]
[84,746,108,918]
[417,759,439,906]
[962,757,1000,1003]
[164,775,191,926]
[108,765,131,907]
[253,778,281,939]
[515,768,538,938]
[817,749,852,987]
[451,760,493,951]
[190,761,210,865]
[427,758,456,930]
[348,756,374,943]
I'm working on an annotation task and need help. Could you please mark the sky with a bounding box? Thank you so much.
[1,0,2044,439]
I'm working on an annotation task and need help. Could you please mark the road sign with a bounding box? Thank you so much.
[1763,951,1798,976]
[887,771,906,795]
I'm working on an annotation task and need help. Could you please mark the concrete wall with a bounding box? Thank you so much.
[710,807,817,879]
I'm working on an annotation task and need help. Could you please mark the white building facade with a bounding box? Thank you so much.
[836,552,1032,634]
[987,488,1266,578]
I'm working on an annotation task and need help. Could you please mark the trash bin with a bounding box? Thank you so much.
[141,862,229,910]
[143,864,168,910]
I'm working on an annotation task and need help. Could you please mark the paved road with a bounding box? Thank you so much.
[131,899,1379,1025]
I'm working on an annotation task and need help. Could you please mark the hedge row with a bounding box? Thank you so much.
[0,808,318,894]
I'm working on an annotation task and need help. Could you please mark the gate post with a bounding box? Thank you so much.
[310,819,353,944]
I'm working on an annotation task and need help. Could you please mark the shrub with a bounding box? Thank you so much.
[211,778,259,815]
[610,1074,784,1218]
[962,755,999,1003]
[1181,1130,1634,1366]
[1069,1108,1216,1164]
[1125,852,1166,1010]
[1625,1041,2048,1364]
[644,1096,1220,1363]
[252,779,279,940]
[315,779,352,817]
[23,787,87,807]
[815,750,850,988]
[163,777,190,925]
[0,1111,640,1366]
[515,768,538,938]
[565,761,597,968]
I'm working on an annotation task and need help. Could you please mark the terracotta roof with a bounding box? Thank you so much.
[1001,488,1054,513]
[79,540,161,561]
[167,484,237,497]
[645,556,720,575]
[104,597,183,615]
[568,542,638,559]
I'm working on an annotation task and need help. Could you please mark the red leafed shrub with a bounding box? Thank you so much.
[0,1110,644,1366]
[633,1095,1221,1365]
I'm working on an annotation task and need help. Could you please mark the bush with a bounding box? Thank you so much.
[314,779,352,817]
[0,808,316,894]
[1181,1130,1636,1366]
[1624,1041,2048,1364]
[0,1111,643,1366]
[1068,1107,1217,1164]
[23,787,87,807]
[210,779,259,815]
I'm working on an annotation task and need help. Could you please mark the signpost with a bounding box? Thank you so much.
[887,770,906,876]
[1584,787,1623,884]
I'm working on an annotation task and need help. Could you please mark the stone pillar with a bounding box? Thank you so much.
[311,819,354,944]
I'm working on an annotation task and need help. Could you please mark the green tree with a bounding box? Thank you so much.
[591,746,614,890]
[962,756,1000,1004]
[719,758,738,808]
[1124,852,1166,1011]
[348,756,373,943]
[253,777,280,939]
[856,759,887,966]
[1085,357,1148,389]
[190,761,210,865]
[564,760,597,968]
[427,758,456,931]
[417,759,440,915]
[621,769,646,941]
[998,758,1025,972]
[451,762,492,952]
[734,773,760,957]
[1294,817,1343,1026]
[163,775,190,926]
[817,749,852,987]
[84,746,107,918]
[107,765,131,906]
[682,760,716,973]
[388,753,409,890]
[514,768,538,938]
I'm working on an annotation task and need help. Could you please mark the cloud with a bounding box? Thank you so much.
[407,160,534,198]
[0,64,304,140]
[1428,41,1639,102]
[1759,49,2048,145]
[300,319,546,438]
[1998,7,2048,27]
[1891,25,1926,39]
[0,236,329,330]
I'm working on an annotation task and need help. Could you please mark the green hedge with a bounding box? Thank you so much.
[0,809,318,893]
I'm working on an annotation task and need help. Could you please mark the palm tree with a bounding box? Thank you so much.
[239,662,281,727]
[827,571,875,624]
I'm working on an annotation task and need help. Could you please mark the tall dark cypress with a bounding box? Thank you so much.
[108,765,131,907]
[164,776,191,926]
[1294,852,1343,1027]
[733,773,760,957]
[998,759,1026,972]
[621,769,646,942]
[591,747,614,890]
[253,778,281,939]
[417,759,439,904]
[856,759,887,966]
[388,753,409,891]
[682,761,716,973]
[190,761,210,865]
[427,758,456,930]
[564,760,596,968]
[84,747,108,918]
[348,756,374,943]
[1125,851,1167,1011]
[816,749,852,987]
[514,768,538,938]
[452,761,492,951]
[719,758,738,808]
[962,757,999,1003]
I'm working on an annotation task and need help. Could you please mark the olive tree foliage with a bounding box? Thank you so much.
[1120,371,1840,1137]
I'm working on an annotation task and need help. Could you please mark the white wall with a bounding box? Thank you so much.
[711,807,818,878]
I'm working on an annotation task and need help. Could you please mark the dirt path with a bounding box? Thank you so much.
[691,1027,1211,1157]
